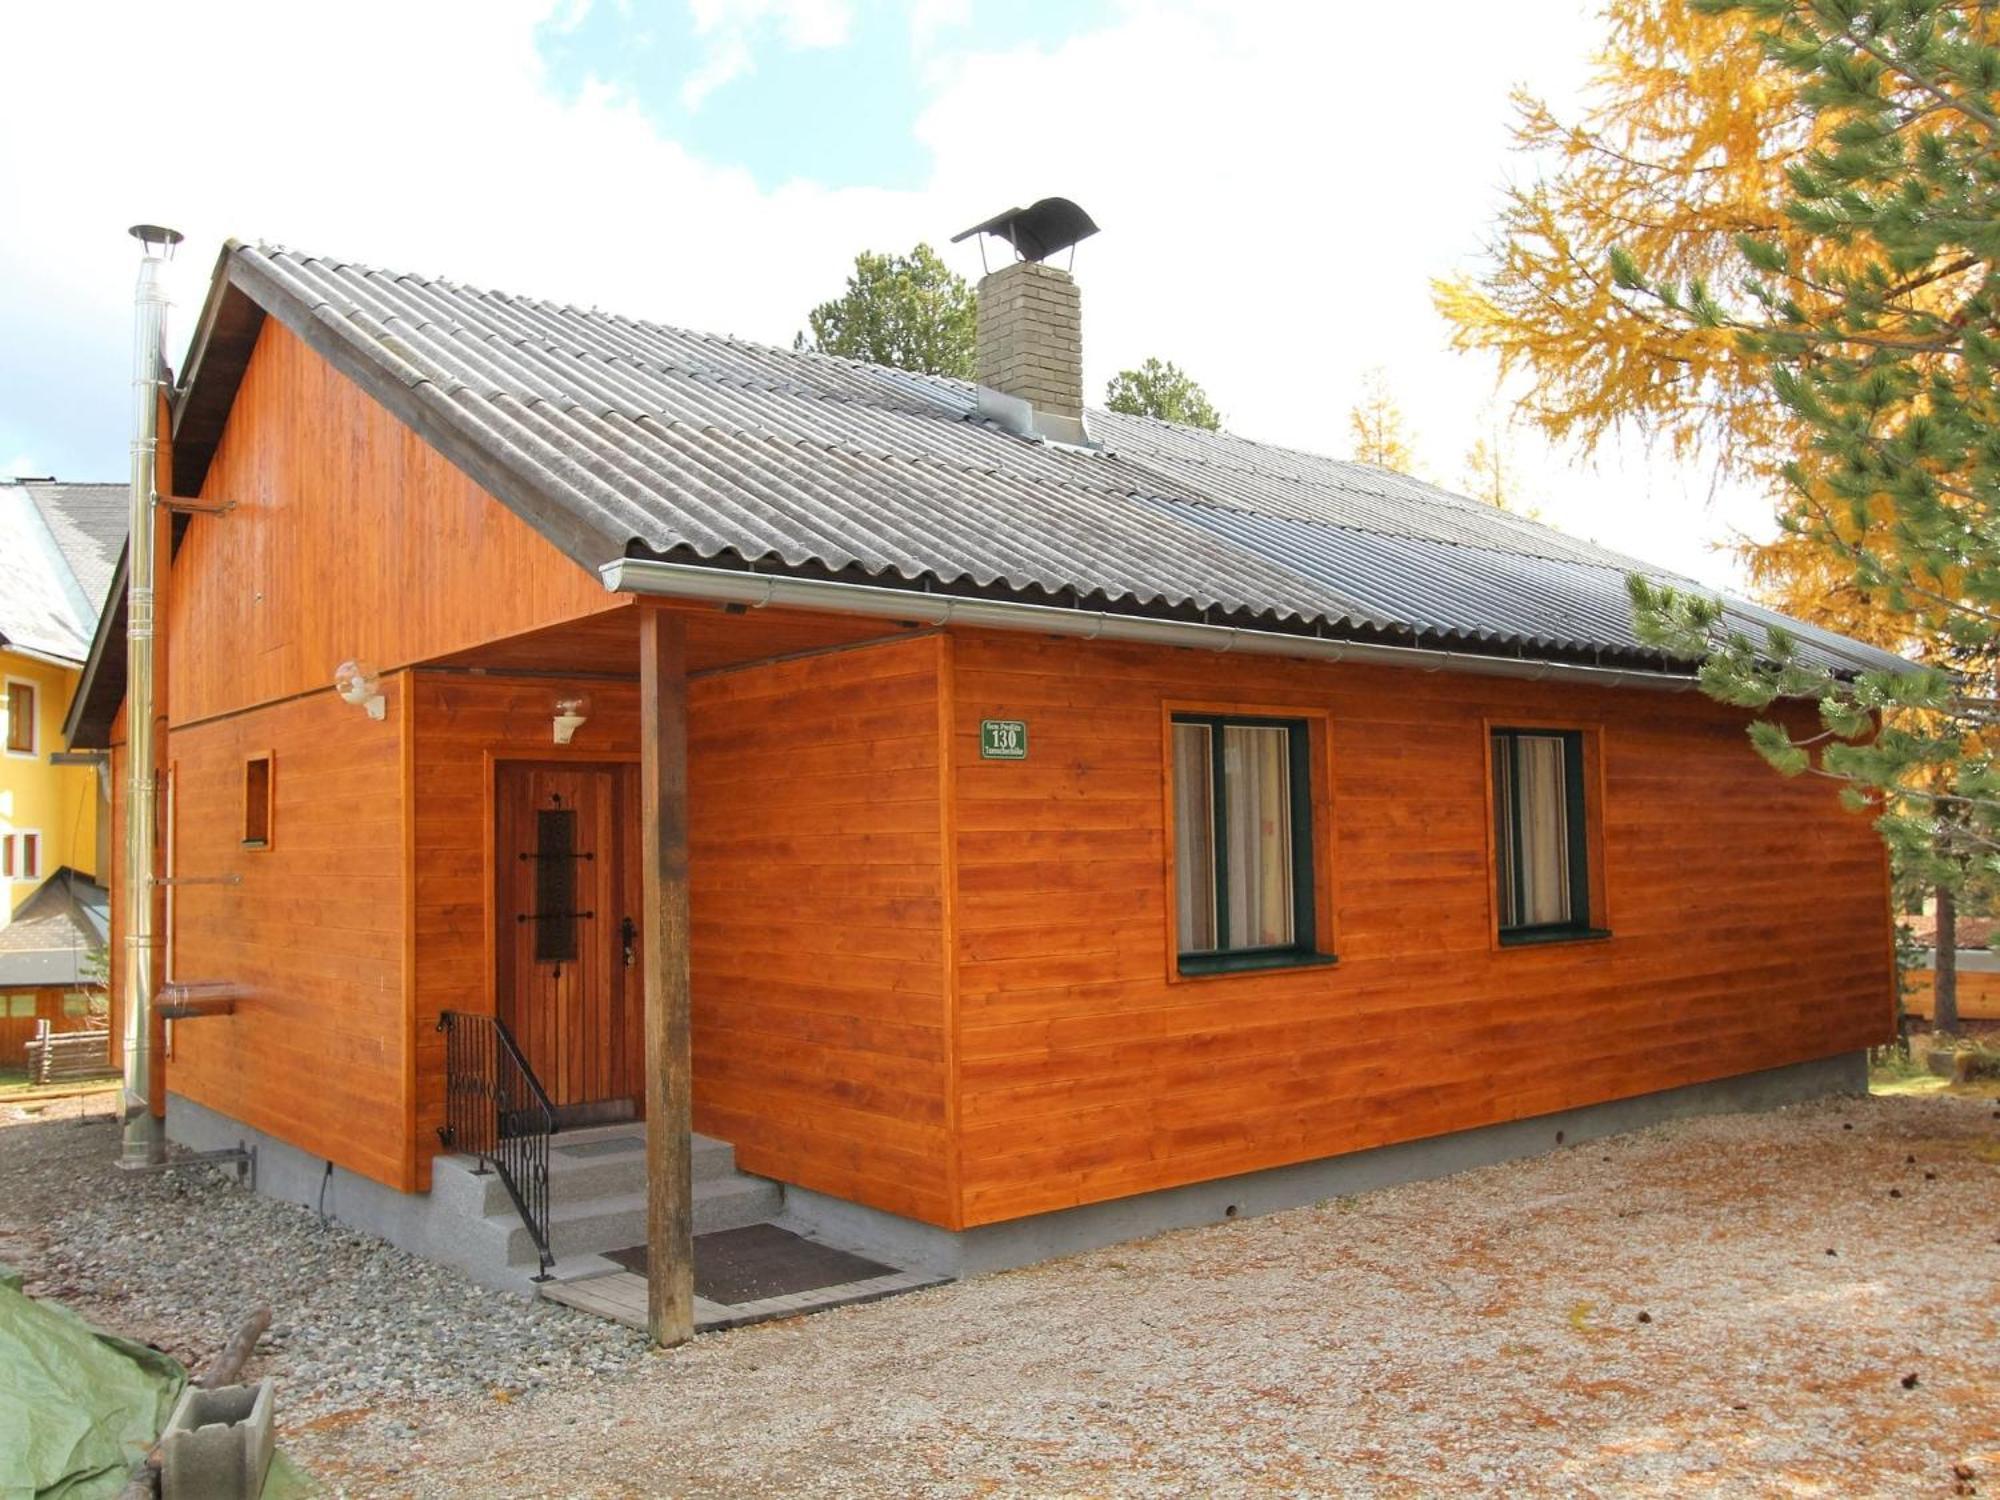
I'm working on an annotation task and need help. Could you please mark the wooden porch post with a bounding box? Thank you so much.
[639,608,694,1346]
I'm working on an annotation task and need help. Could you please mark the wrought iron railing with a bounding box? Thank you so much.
[437,1010,556,1279]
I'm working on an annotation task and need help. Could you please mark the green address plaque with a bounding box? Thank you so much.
[980,719,1028,760]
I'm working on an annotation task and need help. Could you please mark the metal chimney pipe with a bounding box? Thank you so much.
[120,224,179,1170]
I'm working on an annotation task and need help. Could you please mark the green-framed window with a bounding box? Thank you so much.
[1491,727,1603,945]
[1170,714,1329,974]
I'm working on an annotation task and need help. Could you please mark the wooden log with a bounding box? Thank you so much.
[639,609,694,1347]
[196,1305,271,1389]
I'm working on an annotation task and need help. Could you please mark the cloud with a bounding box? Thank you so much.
[680,0,855,108]
[0,0,1769,589]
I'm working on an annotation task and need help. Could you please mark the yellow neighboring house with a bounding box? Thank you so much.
[0,477,125,928]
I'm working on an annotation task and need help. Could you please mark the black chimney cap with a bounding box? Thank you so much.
[951,198,1100,263]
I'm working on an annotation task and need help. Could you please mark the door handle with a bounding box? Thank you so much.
[621,916,637,967]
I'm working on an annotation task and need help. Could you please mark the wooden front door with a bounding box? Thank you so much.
[494,761,644,1122]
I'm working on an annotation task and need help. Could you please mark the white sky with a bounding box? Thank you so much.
[0,0,1773,591]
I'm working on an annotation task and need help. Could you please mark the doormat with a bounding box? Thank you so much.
[608,1223,895,1306]
[554,1136,644,1159]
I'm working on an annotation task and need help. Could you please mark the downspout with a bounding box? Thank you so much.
[120,224,180,1170]
[600,557,1704,694]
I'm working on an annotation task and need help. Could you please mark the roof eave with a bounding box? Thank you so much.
[63,547,127,750]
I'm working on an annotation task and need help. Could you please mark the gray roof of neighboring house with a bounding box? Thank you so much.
[0,867,107,989]
[156,241,1908,683]
[0,478,125,665]
[29,481,126,619]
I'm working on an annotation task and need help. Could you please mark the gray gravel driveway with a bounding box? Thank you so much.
[4,1089,1995,1496]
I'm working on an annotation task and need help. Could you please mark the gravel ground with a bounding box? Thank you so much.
[6,1090,1997,1496]
[0,1091,646,1423]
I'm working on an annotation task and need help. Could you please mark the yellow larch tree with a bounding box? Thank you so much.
[1348,368,1419,473]
[1432,0,1810,486]
[1432,0,1988,652]
[1460,424,1539,518]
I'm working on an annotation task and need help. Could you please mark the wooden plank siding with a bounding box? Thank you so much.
[1903,968,2000,1021]
[162,317,627,729]
[686,632,954,1227]
[161,686,409,1188]
[942,630,1896,1227]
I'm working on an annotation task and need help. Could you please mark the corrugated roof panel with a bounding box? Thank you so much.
[1153,499,1897,676]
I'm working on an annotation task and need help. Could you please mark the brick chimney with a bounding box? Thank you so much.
[953,198,1100,446]
[976,260,1084,431]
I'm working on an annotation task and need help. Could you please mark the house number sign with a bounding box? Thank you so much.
[980,719,1028,760]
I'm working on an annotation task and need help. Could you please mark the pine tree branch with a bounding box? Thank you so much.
[1788,489,2000,631]
[1837,18,2000,139]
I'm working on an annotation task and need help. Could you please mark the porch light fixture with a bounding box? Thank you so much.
[333,659,385,720]
[552,692,591,746]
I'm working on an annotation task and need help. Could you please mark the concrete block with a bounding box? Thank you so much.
[160,1378,274,1500]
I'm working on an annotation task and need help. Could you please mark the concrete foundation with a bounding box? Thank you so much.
[166,1093,484,1274]
[781,1051,1869,1279]
[170,1050,1867,1290]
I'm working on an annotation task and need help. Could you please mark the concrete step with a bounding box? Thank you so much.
[431,1130,738,1219]
[502,1174,784,1267]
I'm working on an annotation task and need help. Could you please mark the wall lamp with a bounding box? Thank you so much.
[553,692,591,746]
[334,659,385,720]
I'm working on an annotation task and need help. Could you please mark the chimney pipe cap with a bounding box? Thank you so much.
[952,198,1099,263]
[128,224,184,259]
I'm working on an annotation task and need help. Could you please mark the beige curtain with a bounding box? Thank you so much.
[1512,734,1572,926]
[1224,725,1294,949]
[1173,724,1217,950]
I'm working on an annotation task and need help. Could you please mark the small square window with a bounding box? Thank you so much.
[243,754,273,848]
[4,680,33,756]
[5,994,34,1019]
[62,993,91,1018]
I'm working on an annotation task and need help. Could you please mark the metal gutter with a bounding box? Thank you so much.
[602,557,1704,693]
[1,641,88,671]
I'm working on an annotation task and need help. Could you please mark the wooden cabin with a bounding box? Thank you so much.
[66,234,1901,1297]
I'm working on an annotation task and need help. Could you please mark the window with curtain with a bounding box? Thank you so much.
[1491,728,1595,941]
[1171,714,1323,971]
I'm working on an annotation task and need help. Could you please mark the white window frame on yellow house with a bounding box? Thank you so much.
[3,676,38,759]
[20,830,39,880]
[2,829,41,882]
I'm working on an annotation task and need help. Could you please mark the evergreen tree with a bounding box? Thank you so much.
[1621,0,2000,1033]
[796,244,976,378]
[1104,358,1222,429]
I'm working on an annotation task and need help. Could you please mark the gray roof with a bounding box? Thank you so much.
[167,241,1906,679]
[0,479,125,664]
[0,867,107,989]
[29,481,126,620]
